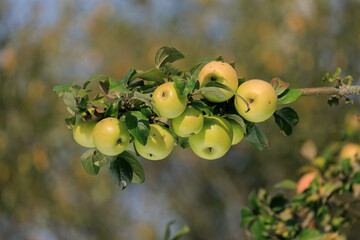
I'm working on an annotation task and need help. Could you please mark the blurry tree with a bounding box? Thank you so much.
[0,0,359,239]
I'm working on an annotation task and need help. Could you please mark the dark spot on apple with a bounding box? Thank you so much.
[190,133,195,136]
[152,133,156,137]
[162,92,166,97]
[117,138,122,144]
[249,98,254,104]
[149,153,153,157]
[268,101,271,104]
[208,147,213,152]
[210,76,217,81]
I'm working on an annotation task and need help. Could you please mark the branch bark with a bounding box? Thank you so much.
[298,85,360,97]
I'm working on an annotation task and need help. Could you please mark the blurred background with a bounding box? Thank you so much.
[0,0,360,239]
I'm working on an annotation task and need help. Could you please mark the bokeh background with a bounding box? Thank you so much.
[1,0,360,239]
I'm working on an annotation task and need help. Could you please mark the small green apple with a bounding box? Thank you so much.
[134,124,175,160]
[188,115,233,160]
[171,106,204,137]
[227,119,244,145]
[152,82,187,119]
[234,79,277,123]
[73,116,97,148]
[92,117,130,156]
[198,61,238,103]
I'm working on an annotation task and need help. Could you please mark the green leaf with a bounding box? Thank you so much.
[83,75,107,89]
[322,73,331,82]
[240,207,255,228]
[248,191,259,213]
[342,75,353,85]
[99,77,110,94]
[189,56,224,75]
[104,101,119,118]
[131,68,165,84]
[332,67,341,79]
[244,122,270,151]
[155,46,186,68]
[341,158,351,174]
[133,92,160,116]
[189,100,213,115]
[353,171,360,184]
[109,155,133,189]
[118,151,145,184]
[327,96,339,108]
[272,180,297,190]
[251,220,267,240]
[174,75,196,97]
[200,87,227,99]
[278,89,302,104]
[164,221,175,240]
[270,77,289,95]
[65,116,76,129]
[274,107,299,136]
[176,136,189,149]
[296,229,322,240]
[109,78,131,93]
[125,111,150,146]
[171,225,190,240]
[63,92,77,114]
[224,114,246,134]
[270,193,288,213]
[80,149,108,175]
[53,82,77,97]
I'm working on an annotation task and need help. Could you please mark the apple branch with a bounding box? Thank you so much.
[298,85,360,97]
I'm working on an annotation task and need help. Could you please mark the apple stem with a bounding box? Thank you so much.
[298,85,360,97]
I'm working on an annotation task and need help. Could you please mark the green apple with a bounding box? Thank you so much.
[171,106,204,137]
[152,82,187,119]
[198,61,238,103]
[92,117,130,156]
[234,79,277,122]
[73,116,97,148]
[188,115,233,160]
[227,119,244,145]
[134,124,175,160]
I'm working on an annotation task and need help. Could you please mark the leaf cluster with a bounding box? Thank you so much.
[241,142,360,240]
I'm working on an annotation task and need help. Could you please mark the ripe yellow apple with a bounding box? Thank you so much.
[234,79,277,123]
[92,117,130,156]
[73,117,97,148]
[152,82,187,119]
[227,119,244,145]
[171,106,204,137]
[198,61,238,103]
[188,115,233,160]
[296,172,321,194]
[339,143,360,163]
[135,124,175,160]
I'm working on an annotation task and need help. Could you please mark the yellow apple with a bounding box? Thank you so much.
[135,124,175,160]
[198,61,238,103]
[188,115,233,160]
[73,117,97,148]
[152,82,187,119]
[296,172,321,194]
[171,106,204,137]
[227,119,244,145]
[339,143,360,164]
[234,79,277,123]
[92,117,130,156]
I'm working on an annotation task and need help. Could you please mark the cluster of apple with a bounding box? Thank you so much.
[72,61,278,160]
